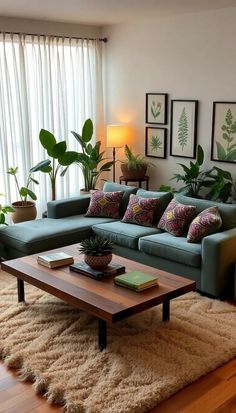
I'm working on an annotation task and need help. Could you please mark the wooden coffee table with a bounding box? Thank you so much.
[1,244,196,351]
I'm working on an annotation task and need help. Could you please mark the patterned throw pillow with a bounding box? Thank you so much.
[187,206,222,243]
[158,199,196,236]
[121,194,159,227]
[85,191,124,219]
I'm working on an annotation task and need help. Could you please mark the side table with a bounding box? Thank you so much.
[119,176,149,190]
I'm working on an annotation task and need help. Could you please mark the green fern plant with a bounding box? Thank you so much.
[122,145,151,170]
[78,236,113,256]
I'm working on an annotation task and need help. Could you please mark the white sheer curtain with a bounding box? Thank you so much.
[0,33,104,217]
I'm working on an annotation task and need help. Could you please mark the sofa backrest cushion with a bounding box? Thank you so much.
[103,182,138,216]
[137,189,173,224]
[174,194,236,231]
[158,199,196,236]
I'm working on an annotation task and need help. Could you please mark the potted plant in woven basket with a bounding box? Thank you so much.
[78,236,113,270]
[121,145,153,179]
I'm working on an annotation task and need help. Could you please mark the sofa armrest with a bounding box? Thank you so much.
[47,195,91,218]
[201,228,236,297]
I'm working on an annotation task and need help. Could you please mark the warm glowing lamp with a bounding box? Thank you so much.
[107,125,127,182]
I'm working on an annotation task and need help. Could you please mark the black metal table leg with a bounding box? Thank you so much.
[17,279,25,302]
[98,319,107,351]
[162,300,170,321]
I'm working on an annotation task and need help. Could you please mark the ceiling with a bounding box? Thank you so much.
[1,0,236,26]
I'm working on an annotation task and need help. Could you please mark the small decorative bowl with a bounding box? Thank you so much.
[84,253,112,270]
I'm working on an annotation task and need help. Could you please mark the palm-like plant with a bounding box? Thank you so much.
[70,119,114,192]
[31,130,78,200]
[122,145,150,170]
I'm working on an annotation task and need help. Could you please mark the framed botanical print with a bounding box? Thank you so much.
[146,93,168,125]
[170,100,198,158]
[211,101,236,163]
[145,127,167,158]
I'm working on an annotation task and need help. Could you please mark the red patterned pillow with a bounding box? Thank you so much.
[187,206,222,243]
[121,194,159,227]
[85,191,123,218]
[158,199,196,236]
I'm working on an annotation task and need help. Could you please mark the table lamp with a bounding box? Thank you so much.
[106,125,127,182]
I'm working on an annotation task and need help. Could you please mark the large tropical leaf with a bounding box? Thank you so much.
[70,131,87,150]
[82,118,93,143]
[51,141,67,158]
[58,151,79,166]
[39,129,56,152]
[30,159,51,173]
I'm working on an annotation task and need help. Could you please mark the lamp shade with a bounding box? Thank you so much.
[106,125,128,148]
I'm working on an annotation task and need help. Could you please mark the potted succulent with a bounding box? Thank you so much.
[31,129,78,200]
[7,167,38,223]
[70,119,114,193]
[78,236,113,269]
[121,145,153,179]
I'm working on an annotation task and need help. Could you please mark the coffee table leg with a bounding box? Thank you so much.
[162,300,170,321]
[17,279,25,302]
[98,319,107,351]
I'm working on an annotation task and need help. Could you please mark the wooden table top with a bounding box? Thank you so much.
[1,244,196,323]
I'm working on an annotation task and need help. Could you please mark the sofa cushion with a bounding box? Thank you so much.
[0,216,117,256]
[175,194,236,231]
[139,232,201,268]
[187,206,222,243]
[136,189,173,224]
[121,194,159,227]
[92,221,161,249]
[103,181,138,216]
[85,191,123,218]
[158,199,196,236]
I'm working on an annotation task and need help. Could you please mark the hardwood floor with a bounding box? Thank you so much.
[0,358,235,412]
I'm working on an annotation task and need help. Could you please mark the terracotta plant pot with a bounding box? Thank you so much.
[121,164,147,179]
[84,253,112,270]
[12,201,37,224]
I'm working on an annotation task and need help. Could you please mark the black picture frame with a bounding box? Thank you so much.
[170,99,198,159]
[145,127,167,159]
[211,101,236,163]
[146,93,168,125]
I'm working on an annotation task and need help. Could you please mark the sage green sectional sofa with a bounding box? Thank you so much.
[1,182,236,298]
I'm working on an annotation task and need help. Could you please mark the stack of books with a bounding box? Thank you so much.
[114,271,158,292]
[37,252,74,268]
[70,262,125,280]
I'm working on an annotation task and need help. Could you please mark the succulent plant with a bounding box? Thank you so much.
[78,236,113,256]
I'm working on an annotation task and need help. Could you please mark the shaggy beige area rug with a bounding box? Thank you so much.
[0,272,235,413]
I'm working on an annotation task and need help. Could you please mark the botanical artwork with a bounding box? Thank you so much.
[170,100,198,158]
[146,93,168,124]
[145,127,167,158]
[211,102,236,163]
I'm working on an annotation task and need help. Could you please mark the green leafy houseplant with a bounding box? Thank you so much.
[204,167,233,203]
[70,119,114,192]
[79,236,114,270]
[31,130,78,200]
[0,194,14,225]
[7,166,38,204]
[121,145,153,179]
[171,145,211,198]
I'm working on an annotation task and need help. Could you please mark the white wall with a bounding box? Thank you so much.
[103,8,236,189]
[0,16,102,37]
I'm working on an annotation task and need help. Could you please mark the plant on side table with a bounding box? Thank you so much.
[121,145,154,179]
[7,167,38,223]
[70,119,114,193]
[78,236,114,270]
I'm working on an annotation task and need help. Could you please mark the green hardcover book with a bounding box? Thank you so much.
[114,271,158,291]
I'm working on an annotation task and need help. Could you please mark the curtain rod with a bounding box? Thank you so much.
[1,31,107,42]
